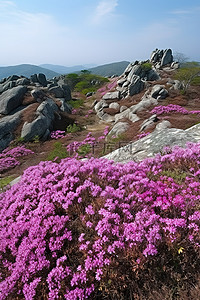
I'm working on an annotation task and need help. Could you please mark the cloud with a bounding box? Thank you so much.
[0,1,71,65]
[93,0,118,23]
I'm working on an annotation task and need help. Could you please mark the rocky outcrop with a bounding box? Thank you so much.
[103,125,200,163]
[0,73,72,149]
[150,49,174,68]
[21,99,58,141]
[0,86,27,115]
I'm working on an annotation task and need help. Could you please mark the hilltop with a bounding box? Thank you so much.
[0,64,59,80]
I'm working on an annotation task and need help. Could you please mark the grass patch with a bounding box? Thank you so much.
[0,176,15,192]
[68,99,84,108]
[47,142,68,162]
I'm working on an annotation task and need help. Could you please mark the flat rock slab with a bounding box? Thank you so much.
[103,127,199,163]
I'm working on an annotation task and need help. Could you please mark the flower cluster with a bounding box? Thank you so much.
[0,142,200,299]
[136,132,150,139]
[85,110,93,118]
[151,104,200,115]
[71,109,78,115]
[97,79,117,96]
[67,128,109,158]
[50,130,66,140]
[0,146,34,173]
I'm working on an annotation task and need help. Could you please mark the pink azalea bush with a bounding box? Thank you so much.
[151,104,200,115]
[0,142,200,299]
[50,130,66,140]
[97,79,118,96]
[67,128,109,158]
[0,146,34,173]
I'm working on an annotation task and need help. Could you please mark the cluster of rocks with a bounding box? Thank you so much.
[94,49,183,138]
[150,48,179,69]
[0,73,72,151]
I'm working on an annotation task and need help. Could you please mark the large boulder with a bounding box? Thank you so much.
[151,85,168,99]
[103,127,199,163]
[21,99,58,141]
[0,86,27,115]
[161,49,173,67]
[0,112,21,151]
[21,115,51,141]
[107,121,129,137]
[102,91,120,100]
[128,75,145,96]
[150,48,173,67]
[49,86,65,98]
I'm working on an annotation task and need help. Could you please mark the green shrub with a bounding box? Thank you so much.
[32,135,40,143]
[68,99,84,108]
[0,176,15,192]
[141,62,152,72]
[47,142,68,161]
[66,123,81,133]
[77,143,92,157]
[160,169,187,184]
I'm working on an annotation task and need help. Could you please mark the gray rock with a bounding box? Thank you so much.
[108,121,129,137]
[94,100,109,112]
[21,99,58,141]
[151,85,168,99]
[120,105,128,112]
[31,89,46,102]
[115,109,130,122]
[57,98,72,113]
[147,69,160,81]
[0,86,27,115]
[128,75,145,96]
[109,102,120,110]
[185,123,200,141]
[49,86,64,98]
[140,114,158,131]
[30,74,38,83]
[0,112,21,151]
[102,91,120,100]
[100,113,115,122]
[128,112,140,123]
[37,73,47,86]
[127,65,142,82]
[155,120,171,131]
[161,49,173,66]
[21,115,50,141]
[103,127,197,163]
[16,78,30,86]
[61,84,71,101]
[8,75,20,82]
[2,81,16,93]
[10,176,21,186]
[36,98,58,122]
[117,78,127,86]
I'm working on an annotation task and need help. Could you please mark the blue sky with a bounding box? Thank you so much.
[0,0,200,66]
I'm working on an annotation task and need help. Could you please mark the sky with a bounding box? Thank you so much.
[0,0,200,66]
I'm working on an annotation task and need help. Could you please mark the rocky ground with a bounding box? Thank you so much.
[1,48,200,180]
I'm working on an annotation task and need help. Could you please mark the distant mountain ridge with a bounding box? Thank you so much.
[88,61,130,77]
[0,64,59,80]
[0,61,130,81]
[39,64,87,74]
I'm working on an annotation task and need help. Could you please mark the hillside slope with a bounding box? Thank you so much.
[88,61,130,76]
[0,64,59,80]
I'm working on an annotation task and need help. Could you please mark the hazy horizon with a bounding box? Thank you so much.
[0,0,200,66]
